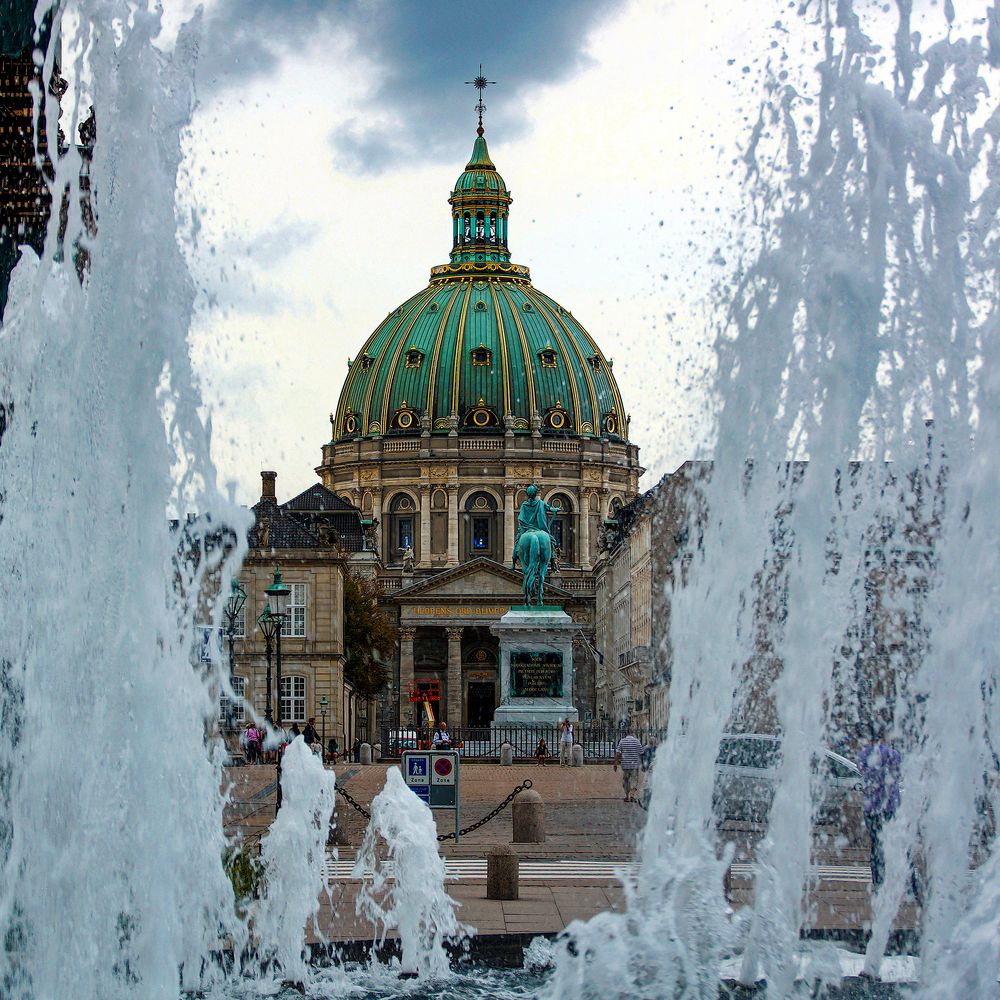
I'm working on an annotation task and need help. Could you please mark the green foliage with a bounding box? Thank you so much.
[223,844,263,910]
[344,574,398,697]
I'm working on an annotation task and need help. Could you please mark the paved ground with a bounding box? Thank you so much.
[223,761,919,942]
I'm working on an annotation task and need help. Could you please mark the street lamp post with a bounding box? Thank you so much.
[319,696,328,765]
[264,566,291,815]
[221,578,247,733]
[257,605,277,726]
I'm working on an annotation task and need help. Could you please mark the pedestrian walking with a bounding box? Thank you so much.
[857,731,902,888]
[535,737,548,765]
[559,719,574,766]
[614,730,645,802]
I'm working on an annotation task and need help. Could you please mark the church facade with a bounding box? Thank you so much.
[320,119,644,730]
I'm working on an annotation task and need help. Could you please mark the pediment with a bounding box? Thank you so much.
[391,557,573,603]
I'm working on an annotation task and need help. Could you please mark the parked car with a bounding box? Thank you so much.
[386,729,419,756]
[713,733,862,826]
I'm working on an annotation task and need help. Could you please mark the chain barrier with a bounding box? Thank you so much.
[336,783,371,820]
[334,779,534,840]
[437,778,532,842]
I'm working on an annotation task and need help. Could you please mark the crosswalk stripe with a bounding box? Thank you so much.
[323,858,639,882]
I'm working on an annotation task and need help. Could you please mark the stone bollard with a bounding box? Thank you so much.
[512,788,545,843]
[372,743,382,763]
[572,743,584,767]
[486,844,519,900]
[359,742,372,765]
[499,742,514,766]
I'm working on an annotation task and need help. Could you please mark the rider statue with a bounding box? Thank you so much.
[512,485,560,605]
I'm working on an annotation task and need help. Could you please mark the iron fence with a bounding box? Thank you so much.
[377,723,667,761]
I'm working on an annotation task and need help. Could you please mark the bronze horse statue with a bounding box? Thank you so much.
[513,527,553,606]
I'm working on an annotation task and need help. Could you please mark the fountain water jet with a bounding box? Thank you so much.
[0,2,250,997]
[353,767,467,979]
[546,2,1000,997]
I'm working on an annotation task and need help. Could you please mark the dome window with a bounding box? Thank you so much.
[464,398,499,429]
[603,411,620,435]
[343,410,358,435]
[359,354,374,373]
[404,347,424,369]
[471,344,492,367]
[588,354,603,372]
[391,401,419,431]
[522,301,534,313]
[474,299,488,312]
[428,301,440,313]
[543,402,572,431]
[538,346,558,369]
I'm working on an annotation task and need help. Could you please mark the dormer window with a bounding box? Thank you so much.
[471,344,492,367]
[343,410,358,435]
[543,402,572,431]
[464,400,499,429]
[405,348,424,369]
[360,354,374,373]
[588,354,603,372]
[391,401,419,431]
[538,346,558,369]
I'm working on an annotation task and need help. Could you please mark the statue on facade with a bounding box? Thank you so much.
[400,544,415,573]
[512,485,560,606]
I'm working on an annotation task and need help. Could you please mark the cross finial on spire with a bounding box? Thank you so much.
[465,64,495,136]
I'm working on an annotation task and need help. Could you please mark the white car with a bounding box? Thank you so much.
[713,733,862,825]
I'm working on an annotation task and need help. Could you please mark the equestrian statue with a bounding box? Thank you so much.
[512,485,560,606]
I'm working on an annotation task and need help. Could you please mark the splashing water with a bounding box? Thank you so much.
[252,738,336,987]
[1,0,998,997]
[547,3,1000,998]
[0,2,249,998]
[353,767,467,979]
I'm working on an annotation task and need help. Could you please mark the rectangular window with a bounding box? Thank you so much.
[472,517,490,550]
[229,594,247,637]
[287,583,306,638]
[280,675,306,724]
[220,676,246,724]
[397,517,413,550]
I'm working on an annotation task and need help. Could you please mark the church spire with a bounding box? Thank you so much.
[465,65,495,137]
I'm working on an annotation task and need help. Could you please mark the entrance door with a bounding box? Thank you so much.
[467,682,496,727]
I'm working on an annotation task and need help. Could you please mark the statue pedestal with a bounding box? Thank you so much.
[490,606,579,728]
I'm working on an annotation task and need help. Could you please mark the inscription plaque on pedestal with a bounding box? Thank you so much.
[511,651,563,698]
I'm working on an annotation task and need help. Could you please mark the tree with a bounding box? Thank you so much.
[343,573,397,697]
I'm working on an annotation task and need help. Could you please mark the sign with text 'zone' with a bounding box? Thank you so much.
[511,651,563,697]
[402,752,430,802]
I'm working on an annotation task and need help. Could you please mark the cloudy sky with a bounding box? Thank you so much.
[169,0,961,506]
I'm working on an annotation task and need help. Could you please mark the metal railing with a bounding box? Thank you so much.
[377,723,667,761]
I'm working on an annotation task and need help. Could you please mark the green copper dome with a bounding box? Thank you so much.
[333,128,628,443]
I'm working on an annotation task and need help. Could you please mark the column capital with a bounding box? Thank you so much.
[398,626,417,642]
[445,626,463,642]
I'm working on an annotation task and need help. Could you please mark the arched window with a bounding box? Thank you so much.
[279,675,306,725]
[548,492,575,565]
[463,491,498,561]
[476,211,485,239]
[388,493,418,563]
[463,213,471,241]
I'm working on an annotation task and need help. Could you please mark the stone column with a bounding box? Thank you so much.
[504,486,516,565]
[447,486,460,566]
[446,627,463,727]
[579,490,592,570]
[371,488,384,561]
[419,485,431,568]
[399,627,416,727]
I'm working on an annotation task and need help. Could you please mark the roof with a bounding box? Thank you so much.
[333,126,628,444]
[248,490,365,552]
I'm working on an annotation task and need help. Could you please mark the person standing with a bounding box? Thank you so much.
[243,721,261,764]
[614,729,645,802]
[302,717,320,751]
[559,719,574,766]
[857,731,902,888]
